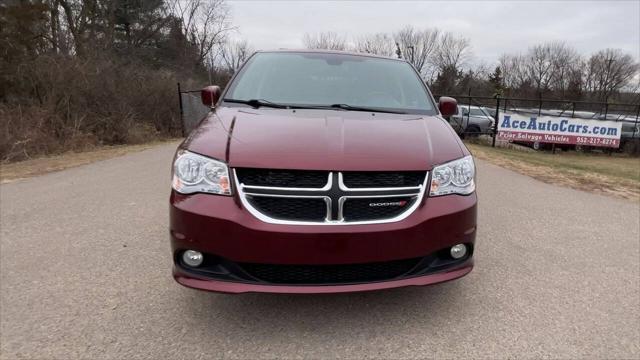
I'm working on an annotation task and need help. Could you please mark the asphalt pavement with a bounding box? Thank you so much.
[1,141,638,359]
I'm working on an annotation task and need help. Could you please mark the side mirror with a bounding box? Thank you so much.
[201,85,221,107]
[438,96,458,117]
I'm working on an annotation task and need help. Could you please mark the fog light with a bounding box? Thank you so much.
[450,244,467,259]
[182,250,203,267]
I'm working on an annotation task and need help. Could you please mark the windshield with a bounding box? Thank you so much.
[469,108,487,116]
[224,52,435,114]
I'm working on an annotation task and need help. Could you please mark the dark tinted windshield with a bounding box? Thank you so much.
[224,52,435,114]
[469,108,487,116]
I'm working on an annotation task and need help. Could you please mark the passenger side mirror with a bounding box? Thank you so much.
[201,85,221,107]
[438,97,458,117]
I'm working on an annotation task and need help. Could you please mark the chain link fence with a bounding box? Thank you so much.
[435,93,640,153]
[176,84,639,153]
[178,83,211,136]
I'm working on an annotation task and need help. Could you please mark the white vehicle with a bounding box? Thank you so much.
[449,105,495,136]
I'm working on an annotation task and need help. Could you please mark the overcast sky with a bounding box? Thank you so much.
[227,0,640,66]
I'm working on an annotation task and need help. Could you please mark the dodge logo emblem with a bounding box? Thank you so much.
[369,201,408,207]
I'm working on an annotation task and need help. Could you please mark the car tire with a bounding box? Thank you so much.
[533,141,541,150]
[465,125,481,138]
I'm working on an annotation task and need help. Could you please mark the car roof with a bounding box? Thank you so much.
[255,49,405,62]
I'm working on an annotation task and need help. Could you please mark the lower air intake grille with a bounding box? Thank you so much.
[240,257,422,284]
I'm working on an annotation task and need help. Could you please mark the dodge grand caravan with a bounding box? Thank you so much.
[170,50,477,294]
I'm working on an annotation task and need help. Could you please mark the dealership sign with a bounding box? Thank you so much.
[497,113,623,148]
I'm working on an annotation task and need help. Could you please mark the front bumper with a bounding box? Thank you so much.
[170,190,477,294]
[174,261,473,294]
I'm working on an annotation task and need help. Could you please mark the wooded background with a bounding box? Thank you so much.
[302,30,639,102]
[1,0,240,162]
[1,1,638,162]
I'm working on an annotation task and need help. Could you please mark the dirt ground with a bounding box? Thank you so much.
[0,140,179,184]
[466,142,640,202]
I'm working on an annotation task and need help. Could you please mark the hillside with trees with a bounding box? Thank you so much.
[1,0,242,162]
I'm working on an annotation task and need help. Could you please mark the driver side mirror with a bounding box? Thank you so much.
[201,85,221,108]
[438,96,458,117]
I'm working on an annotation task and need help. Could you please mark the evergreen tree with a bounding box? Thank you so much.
[489,66,504,95]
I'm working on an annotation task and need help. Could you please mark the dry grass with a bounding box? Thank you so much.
[0,140,178,183]
[1,55,187,162]
[467,142,640,202]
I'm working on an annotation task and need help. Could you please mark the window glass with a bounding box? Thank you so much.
[226,52,434,113]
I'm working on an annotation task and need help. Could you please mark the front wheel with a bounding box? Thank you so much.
[575,144,592,152]
[465,125,481,138]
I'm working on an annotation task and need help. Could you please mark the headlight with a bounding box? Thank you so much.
[429,155,475,196]
[172,150,231,195]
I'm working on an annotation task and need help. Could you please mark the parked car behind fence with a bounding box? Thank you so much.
[434,94,640,154]
[449,105,495,137]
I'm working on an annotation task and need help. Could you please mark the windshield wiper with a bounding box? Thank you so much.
[327,104,407,114]
[224,98,290,109]
[224,99,407,114]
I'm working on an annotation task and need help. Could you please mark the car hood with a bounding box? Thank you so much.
[183,107,466,171]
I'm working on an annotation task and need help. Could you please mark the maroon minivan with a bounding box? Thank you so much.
[170,50,476,294]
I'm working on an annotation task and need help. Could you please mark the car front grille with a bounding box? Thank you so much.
[342,196,418,222]
[341,171,425,188]
[235,169,427,225]
[236,168,328,188]
[239,257,422,284]
[246,196,328,222]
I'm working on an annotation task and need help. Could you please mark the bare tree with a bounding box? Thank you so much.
[548,42,582,97]
[434,32,471,72]
[302,32,347,50]
[525,43,556,93]
[394,26,440,76]
[219,39,254,73]
[499,54,519,89]
[55,0,178,55]
[170,0,234,65]
[584,48,639,101]
[353,33,395,57]
[56,0,90,55]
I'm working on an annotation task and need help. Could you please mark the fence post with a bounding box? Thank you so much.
[633,105,640,141]
[492,95,501,148]
[467,88,472,134]
[538,92,542,116]
[571,102,576,118]
[177,82,186,137]
[604,101,609,120]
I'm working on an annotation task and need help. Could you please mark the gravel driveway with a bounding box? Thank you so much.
[1,142,638,359]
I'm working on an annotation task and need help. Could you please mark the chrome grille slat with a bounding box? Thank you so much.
[234,169,428,225]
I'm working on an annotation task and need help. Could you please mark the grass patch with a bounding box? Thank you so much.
[0,139,179,183]
[466,142,640,202]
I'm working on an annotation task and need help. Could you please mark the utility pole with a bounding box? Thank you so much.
[407,45,415,64]
[395,42,402,59]
[604,58,615,102]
